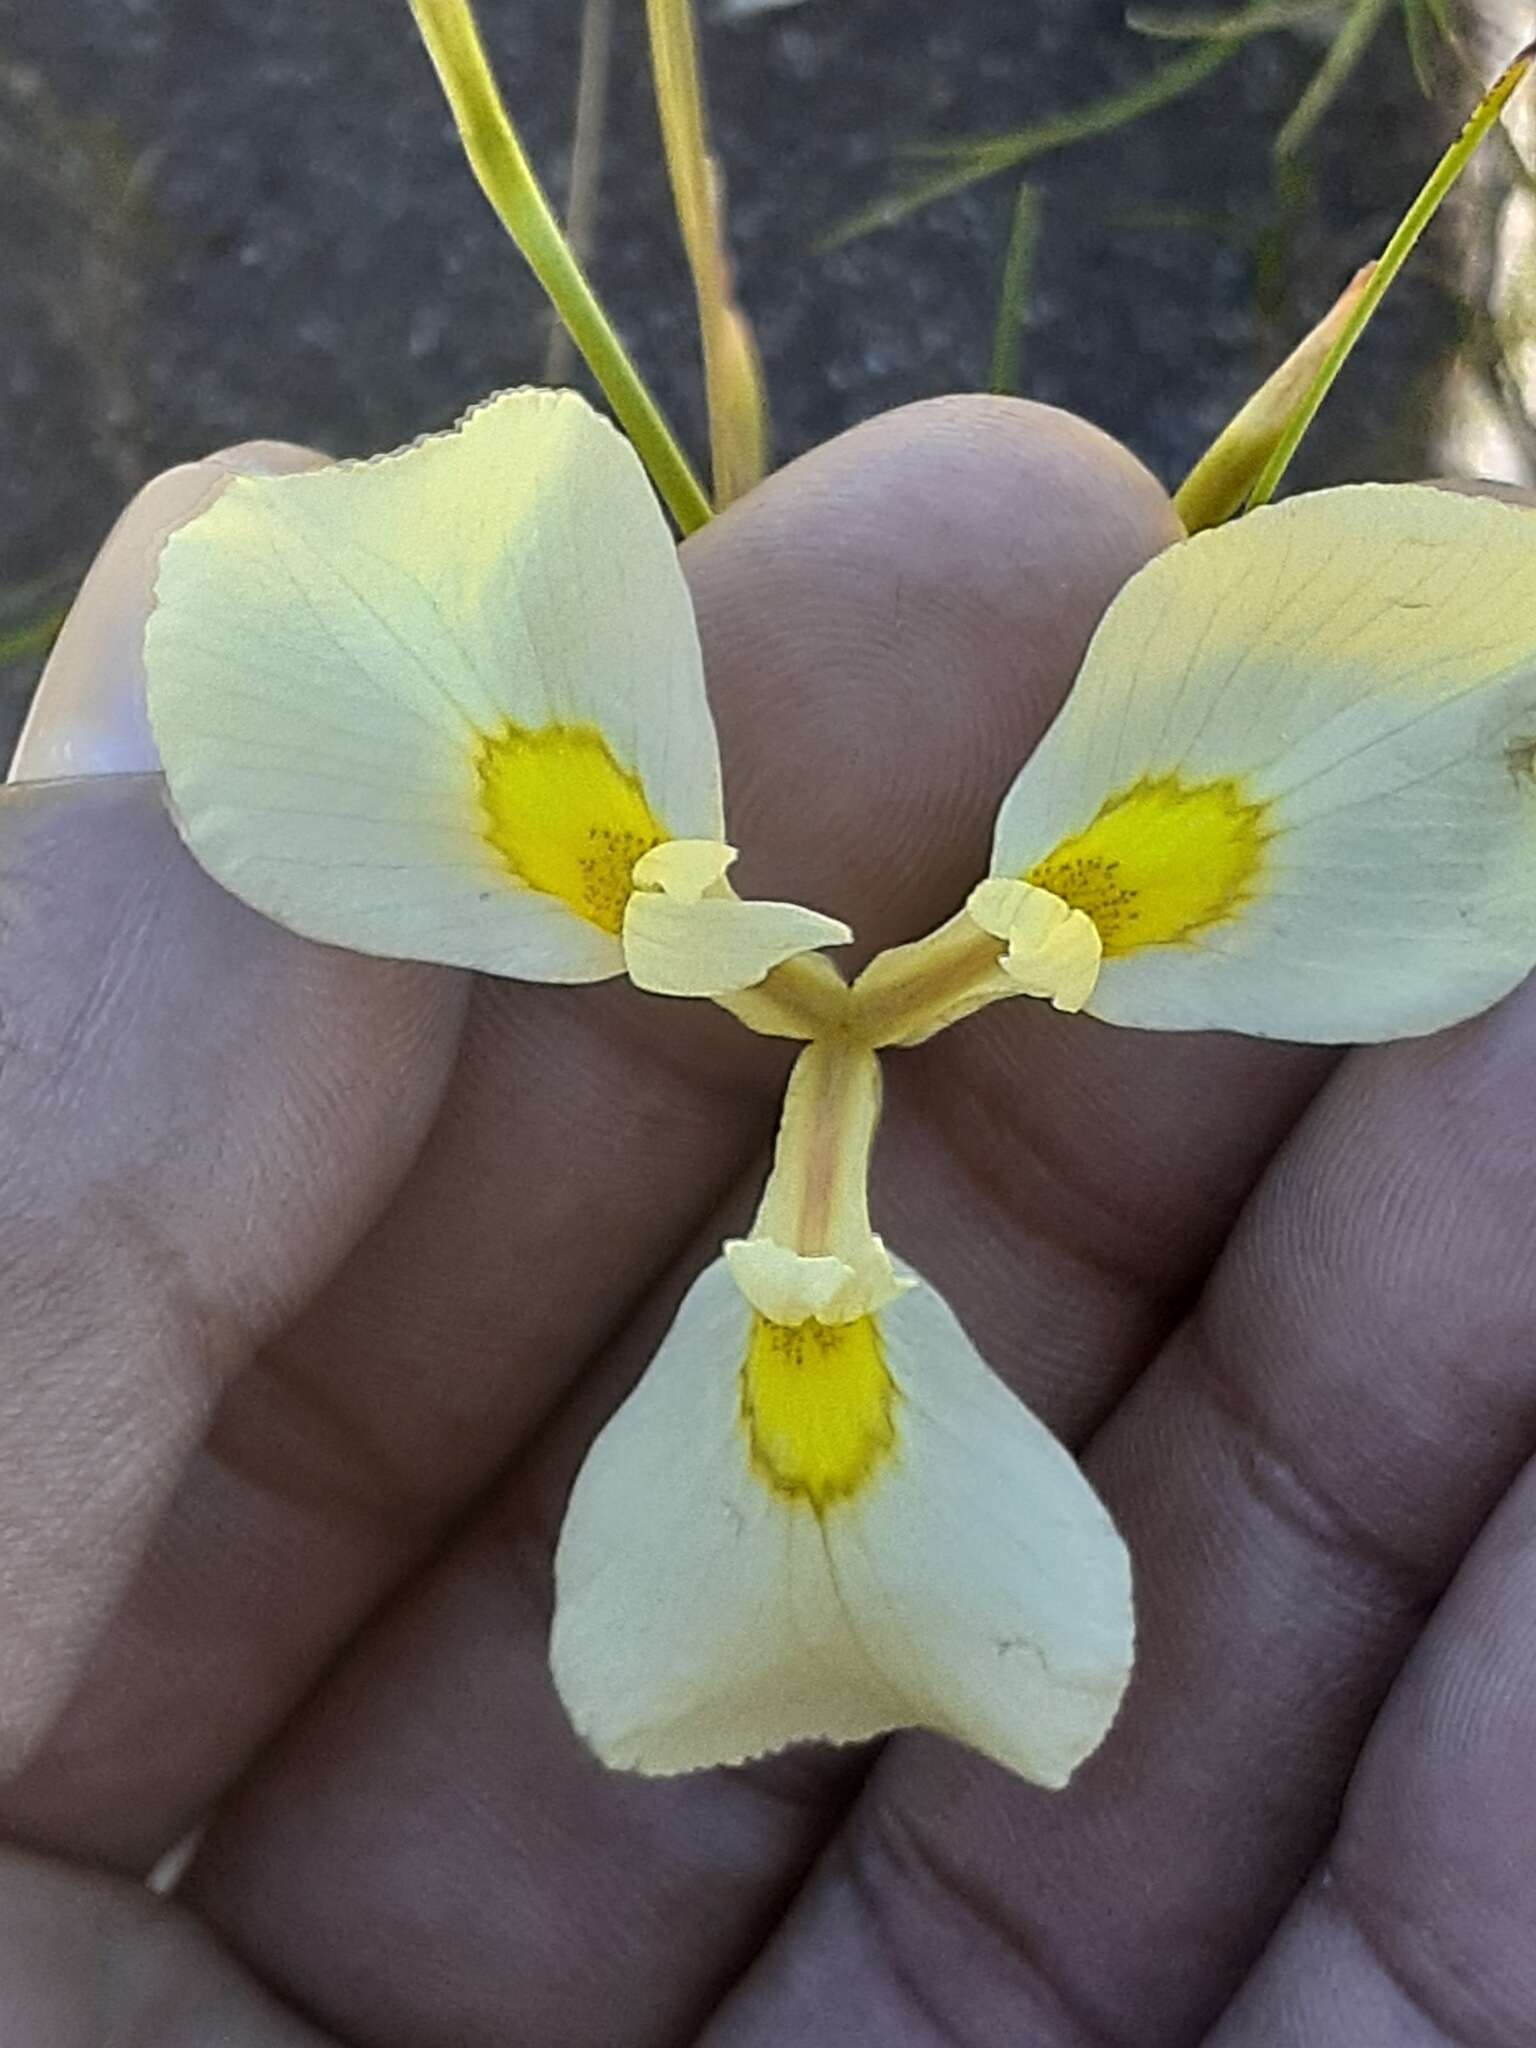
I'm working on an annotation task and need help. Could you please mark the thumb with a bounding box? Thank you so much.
[8,442,325,784]
[0,446,466,1770]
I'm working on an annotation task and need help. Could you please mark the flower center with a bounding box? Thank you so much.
[475,720,669,934]
[1028,772,1271,954]
[741,1312,898,1513]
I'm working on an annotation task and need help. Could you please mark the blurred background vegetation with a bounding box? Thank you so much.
[2,0,1528,753]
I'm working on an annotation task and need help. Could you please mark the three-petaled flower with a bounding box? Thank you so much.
[146,388,1536,1789]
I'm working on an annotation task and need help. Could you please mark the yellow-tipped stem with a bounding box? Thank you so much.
[1174,262,1376,533]
[408,0,712,535]
[1246,39,1536,512]
[646,0,770,505]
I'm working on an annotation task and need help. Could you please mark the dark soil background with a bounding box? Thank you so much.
[0,0,1456,755]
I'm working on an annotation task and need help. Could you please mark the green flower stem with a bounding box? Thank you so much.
[1247,40,1536,512]
[409,0,713,535]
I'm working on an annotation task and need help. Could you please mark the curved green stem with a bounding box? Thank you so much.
[409,0,712,535]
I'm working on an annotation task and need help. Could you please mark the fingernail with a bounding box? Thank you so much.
[7,441,327,786]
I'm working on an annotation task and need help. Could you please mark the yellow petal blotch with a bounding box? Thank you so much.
[477,720,669,935]
[741,1313,898,1513]
[1028,773,1271,956]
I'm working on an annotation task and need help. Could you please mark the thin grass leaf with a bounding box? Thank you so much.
[1275,0,1395,160]
[1248,37,1535,508]
[822,39,1233,248]
[1128,0,1343,41]
[646,0,770,506]
[1402,0,1435,93]
[544,0,615,383]
[989,183,1040,395]
[1400,0,1456,94]
[0,605,68,665]
[0,560,82,666]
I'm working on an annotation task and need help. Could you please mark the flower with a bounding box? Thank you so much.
[552,479,1536,1791]
[144,388,850,1002]
[552,1041,1133,1786]
[141,405,1536,1793]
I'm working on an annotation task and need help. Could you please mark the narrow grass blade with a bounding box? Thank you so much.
[0,604,69,665]
[544,0,615,384]
[989,183,1040,395]
[821,39,1234,248]
[0,561,82,665]
[646,0,770,505]
[1247,38,1536,509]
[1275,0,1395,161]
[408,0,712,534]
[1128,0,1342,41]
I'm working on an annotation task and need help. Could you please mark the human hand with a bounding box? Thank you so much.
[2,400,1533,2047]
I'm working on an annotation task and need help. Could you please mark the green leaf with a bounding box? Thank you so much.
[1274,0,1395,161]
[989,183,1040,395]
[1400,0,1454,96]
[821,39,1233,249]
[1128,0,1343,41]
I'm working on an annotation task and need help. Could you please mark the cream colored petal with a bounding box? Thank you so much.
[551,1261,901,1775]
[992,485,1536,1041]
[621,891,851,997]
[832,1275,1133,1788]
[180,778,621,980]
[146,387,722,978]
[550,1258,1133,1787]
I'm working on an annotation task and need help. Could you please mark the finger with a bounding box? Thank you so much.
[2,400,1179,1890]
[708,970,1536,2046]
[0,1845,340,2044]
[1207,1456,1536,2047]
[179,416,1326,2046]
[0,773,465,1775]
[8,442,325,784]
[0,435,466,1775]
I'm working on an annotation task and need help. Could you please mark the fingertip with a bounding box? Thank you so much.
[1425,474,1536,508]
[6,441,329,787]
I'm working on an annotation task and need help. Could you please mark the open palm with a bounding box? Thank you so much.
[2,397,1533,2047]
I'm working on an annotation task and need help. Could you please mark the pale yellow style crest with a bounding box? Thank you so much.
[145,388,848,996]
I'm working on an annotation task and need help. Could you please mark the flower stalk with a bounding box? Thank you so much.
[408,0,712,534]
